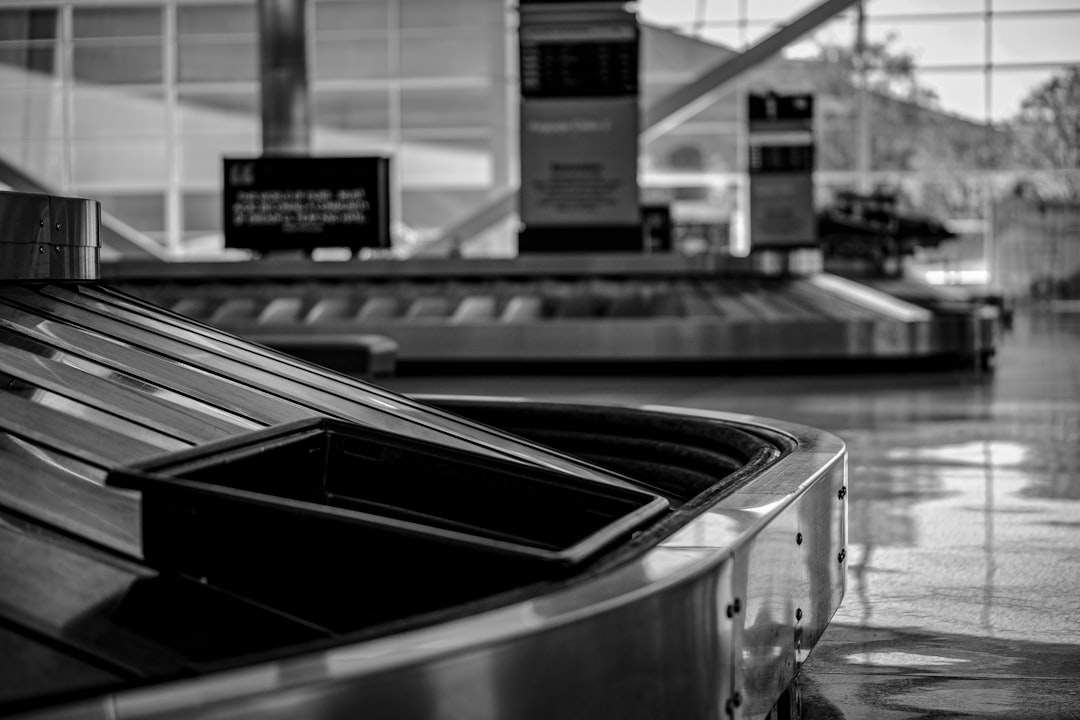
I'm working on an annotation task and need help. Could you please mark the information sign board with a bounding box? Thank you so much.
[517,3,641,252]
[519,20,638,98]
[747,93,816,247]
[223,157,389,253]
[520,98,639,227]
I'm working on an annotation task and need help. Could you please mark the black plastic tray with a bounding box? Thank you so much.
[109,418,668,631]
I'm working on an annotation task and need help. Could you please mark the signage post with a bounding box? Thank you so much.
[517,2,641,253]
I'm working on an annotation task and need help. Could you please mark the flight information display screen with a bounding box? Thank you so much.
[519,19,638,98]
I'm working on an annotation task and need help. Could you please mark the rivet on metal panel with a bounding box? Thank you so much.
[55,223,61,231]
[38,219,44,227]
[838,548,847,564]
[54,246,60,254]
[838,486,847,500]
[796,532,803,545]
[795,608,803,621]
[38,246,44,254]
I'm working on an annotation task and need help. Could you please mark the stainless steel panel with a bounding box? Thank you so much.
[0,342,248,444]
[0,436,141,558]
[1,284,641,488]
[12,404,844,720]
[0,299,316,426]
[0,191,99,281]
[74,285,650,485]
[0,328,261,431]
[0,392,171,467]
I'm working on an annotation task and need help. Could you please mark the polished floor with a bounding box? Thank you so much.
[383,307,1080,719]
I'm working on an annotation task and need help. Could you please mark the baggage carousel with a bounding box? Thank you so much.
[103,252,997,371]
[1,190,848,719]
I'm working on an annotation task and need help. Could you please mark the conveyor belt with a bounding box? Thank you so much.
[105,255,997,368]
[2,191,848,720]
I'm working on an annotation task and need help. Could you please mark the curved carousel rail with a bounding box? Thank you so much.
[0,191,847,719]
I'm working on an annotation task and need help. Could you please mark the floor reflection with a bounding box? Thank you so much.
[384,308,1080,718]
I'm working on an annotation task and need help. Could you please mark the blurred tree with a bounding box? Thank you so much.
[807,32,999,206]
[809,34,940,173]
[814,33,938,106]
[1007,66,1080,199]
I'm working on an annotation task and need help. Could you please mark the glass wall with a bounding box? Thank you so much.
[0,0,1076,292]
[638,0,1080,294]
[0,0,510,253]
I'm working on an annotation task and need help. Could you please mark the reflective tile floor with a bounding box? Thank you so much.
[385,308,1080,719]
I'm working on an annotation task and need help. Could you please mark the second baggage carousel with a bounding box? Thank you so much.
[104,253,998,370]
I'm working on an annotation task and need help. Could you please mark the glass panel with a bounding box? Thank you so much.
[73,7,162,38]
[695,27,745,49]
[782,14,857,61]
[313,0,389,32]
[312,36,388,79]
[741,21,783,47]
[74,88,166,138]
[999,67,1080,171]
[400,0,502,30]
[868,0,983,13]
[641,80,689,111]
[94,193,166,233]
[0,139,65,186]
[681,92,739,125]
[177,4,255,35]
[992,16,1080,65]
[894,174,989,221]
[180,135,259,185]
[177,39,257,82]
[919,69,987,122]
[0,8,58,41]
[399,138,492,188]
[312,126,392,154]
[400,32,492,77]
[819,126,858,171]
[992,67,1060,122]
[402,188,495,229]
[401,86,492,129]
[178,89,259,135]
[746,0,824,22]
[647,132,738,173]
[638,0,704,26]
[0,44,56,75]
[73,43,163,84]
[993,0,1080,11]
[73,138,168,186]
[0,87,63,139]
[313,88,390,130]
[868,97,994,171]
[991,170,1080,295]
[183,191,221,232]
[866,18,985,67]
[698,0,739,22]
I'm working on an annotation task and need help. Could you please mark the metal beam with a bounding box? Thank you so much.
[411,0,860,257]
[642,0,861,143]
